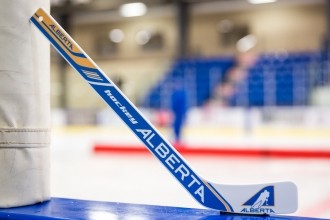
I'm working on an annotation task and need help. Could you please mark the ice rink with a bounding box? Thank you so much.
[2,0,330,219]
[50,124,330,219]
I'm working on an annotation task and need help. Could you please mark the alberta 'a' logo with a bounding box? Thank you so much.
[241,186,275,214]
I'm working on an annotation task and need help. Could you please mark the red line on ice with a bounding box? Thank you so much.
[93,144,330,158]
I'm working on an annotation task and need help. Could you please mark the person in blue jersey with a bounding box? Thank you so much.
[171,79,188,147]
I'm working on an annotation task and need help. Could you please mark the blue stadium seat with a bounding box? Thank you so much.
[142,57,234,108]
[142,52,325,108]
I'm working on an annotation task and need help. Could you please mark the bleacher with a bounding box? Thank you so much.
[142,52,328,109]
[142,57,234,108]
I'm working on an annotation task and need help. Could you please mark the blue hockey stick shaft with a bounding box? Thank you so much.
[30,8,233,212]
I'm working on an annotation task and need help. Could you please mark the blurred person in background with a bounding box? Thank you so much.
[211,52,257,106]
[171,79,188,147]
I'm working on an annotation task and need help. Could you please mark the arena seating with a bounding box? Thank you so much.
[142,57,234,108]
[142,52,327,108]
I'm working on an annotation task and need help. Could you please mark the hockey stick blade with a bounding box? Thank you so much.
[30,8,297,214]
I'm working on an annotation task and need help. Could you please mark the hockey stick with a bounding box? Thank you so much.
[30,8,297,214]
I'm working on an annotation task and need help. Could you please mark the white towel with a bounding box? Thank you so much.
[0,0,50,207]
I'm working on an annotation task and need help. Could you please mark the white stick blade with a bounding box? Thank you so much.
[211,181,298,214]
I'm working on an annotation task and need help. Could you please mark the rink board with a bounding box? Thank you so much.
[0,198,321,220]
